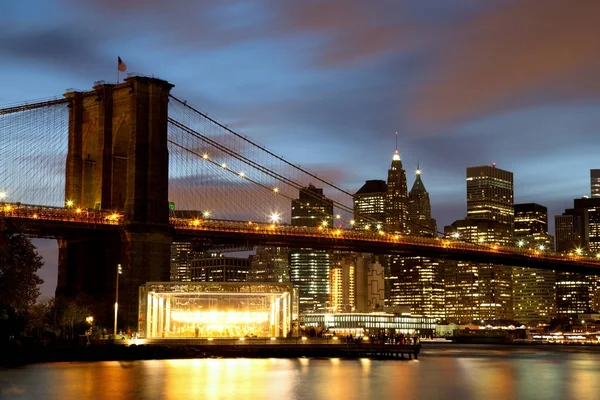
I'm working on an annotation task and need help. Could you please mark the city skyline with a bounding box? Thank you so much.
[3,0,599,299]
[3,2,600,395]
[2,1,599,233]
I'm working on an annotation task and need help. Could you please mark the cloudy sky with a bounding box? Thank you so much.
[2,0,600,297]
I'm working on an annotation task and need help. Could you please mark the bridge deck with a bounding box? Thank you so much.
[2,203,600,273]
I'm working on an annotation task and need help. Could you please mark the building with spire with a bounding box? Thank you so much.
[408,166,437,237]
[385,133,409,234]
[388,165,444,319]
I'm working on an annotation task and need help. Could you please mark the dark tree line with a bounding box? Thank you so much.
[0,229,93,342]
[0,230,44,338]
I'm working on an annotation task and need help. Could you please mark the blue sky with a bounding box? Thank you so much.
[2,0,599,298]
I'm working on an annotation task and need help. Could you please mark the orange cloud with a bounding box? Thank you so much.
[411,0,600,131]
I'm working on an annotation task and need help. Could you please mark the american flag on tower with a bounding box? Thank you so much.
[118,57,127,72]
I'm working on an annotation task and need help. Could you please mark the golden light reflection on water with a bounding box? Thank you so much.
[1,350,600,400]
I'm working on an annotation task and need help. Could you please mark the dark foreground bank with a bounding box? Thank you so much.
[1,341,420,365]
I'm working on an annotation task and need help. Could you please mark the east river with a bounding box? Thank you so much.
[1,345,599,400]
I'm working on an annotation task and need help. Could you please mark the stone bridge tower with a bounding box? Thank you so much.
[57,76,174,329]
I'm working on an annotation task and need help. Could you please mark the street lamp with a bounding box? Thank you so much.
[0,191,6,201]
[114,264,122,337]
[86,316,94,344]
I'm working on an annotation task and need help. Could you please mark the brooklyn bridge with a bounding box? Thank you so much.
[1,75,598,327]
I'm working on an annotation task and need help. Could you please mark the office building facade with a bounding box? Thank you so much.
[444,219,514,323]
[591,169,600,198]
[513,203,556,323]
[249,246,290,283]
[353,180,387,230]
[554,199,600,316]
[290,185,334,313]
[329,254,356,313]
[189,253,250,282]
[466,165,514,228]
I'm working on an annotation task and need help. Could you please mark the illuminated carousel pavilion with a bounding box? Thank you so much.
[139,282,297,338]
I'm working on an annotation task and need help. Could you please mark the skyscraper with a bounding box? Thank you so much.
[512,203,556,324]
[408,166,437,237]
[290,185,334,313]
[444,164,515,323]
[591,169,600,198]
[385,138,409,233]
[573,197,600,254]
[291,184,334,228]
[514,203,548,238]
[554,199,600,316]
[555,211,586,252]
[388,167,444,319]
[329,253,356,313]
[189,252,250,282]
[466,165,514,228]
[388,256,445,319]
[249,246,290,283]
[444,219,513,323]
[170,241,193,282]
[353,180,387,230]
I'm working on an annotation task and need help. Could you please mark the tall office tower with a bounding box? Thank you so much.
[466,165,514,228]
[170,241,193,281]
[189,252,250,282]
[574,197,600,312]
[329,254,356,313]
[291,184,334,227]
[591,169,600,198]
[573,197,600,254]
[249,246,290,283]
[290,185,334,313]
[555,211,586,252]
[408,166,437,237]
[388,256,445,319]
[444,220,514,323]
[512,203,556,324]
[514,203,548,238]
[354,180,387,230]
[385,141,409,233]
[554,199,600,316]
[386,167,444,319]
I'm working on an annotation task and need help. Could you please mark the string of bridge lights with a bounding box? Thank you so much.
[2,198,600,263]
[168,139,359,230]
[167,118,375,226]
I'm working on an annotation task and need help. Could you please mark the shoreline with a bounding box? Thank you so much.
[1,342,421,366]
[3,341,600,366]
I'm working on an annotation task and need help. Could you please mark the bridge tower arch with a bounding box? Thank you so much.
[57,77,174,329]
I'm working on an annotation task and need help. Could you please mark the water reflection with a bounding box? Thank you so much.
[1,348,600,400]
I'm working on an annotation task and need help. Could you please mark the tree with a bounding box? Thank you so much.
[57,297,90,339]
[0,231,44,338]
